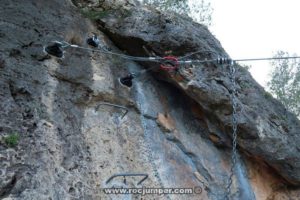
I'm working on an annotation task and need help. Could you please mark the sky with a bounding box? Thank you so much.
[203,0,300,87]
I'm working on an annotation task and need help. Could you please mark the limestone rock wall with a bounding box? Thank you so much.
[0,0,299,200]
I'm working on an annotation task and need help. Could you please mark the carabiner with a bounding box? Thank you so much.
[160,56,179,71]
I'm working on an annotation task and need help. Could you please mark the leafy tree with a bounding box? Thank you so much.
[267,51,300,117]
[142,0,213,27]
[241,63,252,71]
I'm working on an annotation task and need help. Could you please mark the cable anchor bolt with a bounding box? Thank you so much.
[87,33,100,48]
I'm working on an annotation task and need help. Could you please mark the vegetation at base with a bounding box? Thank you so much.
[4,133,20,147]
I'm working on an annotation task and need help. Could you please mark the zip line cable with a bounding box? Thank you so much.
[46,40,164,62]
[44,40,300,65]
[234,56,300,62]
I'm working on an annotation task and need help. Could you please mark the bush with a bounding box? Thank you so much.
[4,133,20,147]
[81,9,111,20]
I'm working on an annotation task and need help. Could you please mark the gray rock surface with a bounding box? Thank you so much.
[0,0,299,200]
[92,3,300,186]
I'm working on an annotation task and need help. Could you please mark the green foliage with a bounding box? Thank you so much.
[264,91,273,99]
[4,133,19,147]
[240,81,252,89]
[267,51,300,117]
[241,64,252,71]
[81,9,111,20]
[143,0,213,27]
[81,8,132,20]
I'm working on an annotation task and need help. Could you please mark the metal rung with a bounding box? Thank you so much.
[106,173,149,185]
[95,102,129,119]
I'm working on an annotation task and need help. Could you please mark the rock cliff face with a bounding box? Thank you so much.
[0,0,299,200]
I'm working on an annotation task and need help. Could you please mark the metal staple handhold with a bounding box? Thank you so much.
[105,173,149,185]
[95,102,129,119]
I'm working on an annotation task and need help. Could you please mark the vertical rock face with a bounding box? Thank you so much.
[89,2,300,185]
[0,0,299,200]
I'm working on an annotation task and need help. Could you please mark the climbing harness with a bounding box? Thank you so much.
[225,60,239,200]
